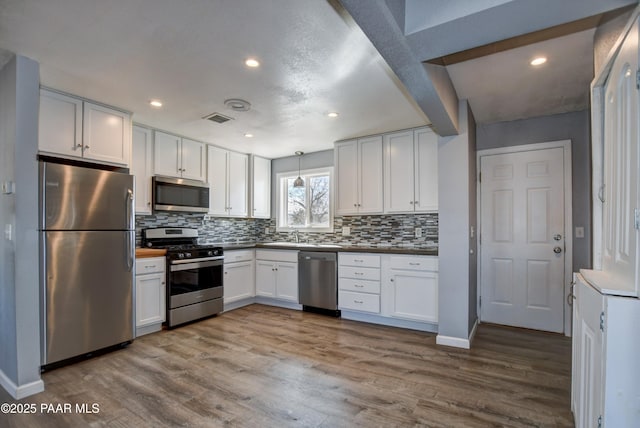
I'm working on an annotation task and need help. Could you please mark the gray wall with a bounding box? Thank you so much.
[437,100,475,341]
[0,55,42,397]
[270,149,334,217]
[476,109,592,271]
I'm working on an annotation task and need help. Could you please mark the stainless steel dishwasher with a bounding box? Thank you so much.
[298,251,340,316]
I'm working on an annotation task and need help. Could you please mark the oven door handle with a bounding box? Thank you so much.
[170,259,223,271]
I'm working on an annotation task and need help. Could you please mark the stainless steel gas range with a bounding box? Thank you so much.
[142,228,223,327]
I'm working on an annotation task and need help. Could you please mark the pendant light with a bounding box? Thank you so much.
[293,151,305,188]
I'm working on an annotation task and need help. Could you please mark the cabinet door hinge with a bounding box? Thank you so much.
[479,172,482,183]
[479,296,482,308]
[636,69,640,89]
[597,415,602,428]
[600,311,605,332]
[635,208,640,230]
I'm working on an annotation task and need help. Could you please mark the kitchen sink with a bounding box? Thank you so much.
[261,242,341,249]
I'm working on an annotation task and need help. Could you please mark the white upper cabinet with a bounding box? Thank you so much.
[153,131,206,181]
[384,127,438,213]
[207,146,248,217]
[335,135,383,215]
[39,90,82,157]
[384,130,415,212]
[228,151,249,217]
[132,126,153,214]
[180,138,207,181]
[414,128,438,211]
[251,155,271,218]
[39,89,131,167]
[153,131,181,177]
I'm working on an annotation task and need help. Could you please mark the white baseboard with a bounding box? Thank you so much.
[436,319,478,349]
[0,369,44,399]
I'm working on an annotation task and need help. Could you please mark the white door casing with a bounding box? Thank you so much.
[479,142,572,333]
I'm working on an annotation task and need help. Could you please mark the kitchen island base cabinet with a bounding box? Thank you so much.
[135,257,166,337]
[255,250,301,310]
[224,250,255,311]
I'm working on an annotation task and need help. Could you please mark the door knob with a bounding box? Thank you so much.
[553,246,562,254]
[553,234,562,241]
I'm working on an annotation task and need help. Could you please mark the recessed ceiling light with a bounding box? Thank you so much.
[245,58,260,68]
[244,133,254,138]
[530,57,547,66]
[327,112,339,118]
[149,99,163,108]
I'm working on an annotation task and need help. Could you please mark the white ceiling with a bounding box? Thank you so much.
[0,0,609,154]
[447,28,596,124]
[0,0,428,159]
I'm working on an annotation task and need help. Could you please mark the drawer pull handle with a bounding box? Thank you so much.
[354,259,364,262]
[354,272,364,276]
[145,265,156,269]
[409,262,420,266]
[355,284,364,288]
[354,300,363,304]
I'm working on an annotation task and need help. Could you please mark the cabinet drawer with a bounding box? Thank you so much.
[339,291,380,313]
[224,249,254,263]
[136,257,165,275]
[339,253,380,268]
[389,255,438,271]
[255,249,298,263]
[339,266,380,281]
[339,278,380,294]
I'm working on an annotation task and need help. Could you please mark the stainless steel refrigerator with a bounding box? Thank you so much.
[39,161,135,367]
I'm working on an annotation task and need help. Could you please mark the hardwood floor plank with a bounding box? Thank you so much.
[0,304,573,427]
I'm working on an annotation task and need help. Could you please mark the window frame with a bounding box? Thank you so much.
[276,166,334,232]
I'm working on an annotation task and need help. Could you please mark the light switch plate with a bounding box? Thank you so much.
[342,226,351,237]
[264,227,269,235]
[415,227,422,238]
[5,224,12,241]
[2,181,15,194]
[575,227,584,238]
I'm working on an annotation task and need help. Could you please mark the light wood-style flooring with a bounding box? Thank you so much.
[1,304,573,427]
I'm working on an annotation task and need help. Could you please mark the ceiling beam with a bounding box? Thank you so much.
[333,0,460,136]
[405,0,638,62]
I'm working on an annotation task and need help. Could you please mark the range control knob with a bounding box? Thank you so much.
[185,252,192,258]
[177,253,185,259]
[207,250,214,256]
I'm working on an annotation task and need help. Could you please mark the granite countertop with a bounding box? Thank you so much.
[212,242,438,256]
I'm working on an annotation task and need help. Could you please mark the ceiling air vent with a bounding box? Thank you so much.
[203,112,234,124]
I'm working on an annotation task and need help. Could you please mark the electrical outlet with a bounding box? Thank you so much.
[415,227,422,238]
[2,181,15,194]
[5,224,12,241]
[203,214,211,221]
[264,227,269,235]
[575,227,584,238]
[342,226,351,237]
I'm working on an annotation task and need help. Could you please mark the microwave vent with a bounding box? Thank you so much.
[203,112,233,124]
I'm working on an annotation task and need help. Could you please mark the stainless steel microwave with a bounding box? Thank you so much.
[152,176,209,213]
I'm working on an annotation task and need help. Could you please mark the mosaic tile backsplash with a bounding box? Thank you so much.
[136,213,438,248]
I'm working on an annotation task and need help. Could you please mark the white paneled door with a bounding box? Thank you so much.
[480,147,566,332]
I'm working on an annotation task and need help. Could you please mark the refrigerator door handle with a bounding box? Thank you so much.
[125,231,134,272]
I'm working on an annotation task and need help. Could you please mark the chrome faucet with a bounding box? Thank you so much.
[293,229,300,243]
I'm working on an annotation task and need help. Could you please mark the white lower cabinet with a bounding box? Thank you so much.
[339,252,438,330]
[338,253,381,314]
[135,257,166,337]
[223,250,255,309]
[255,250,298,303]
[386,255,438,323]
[571,273,640,428]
